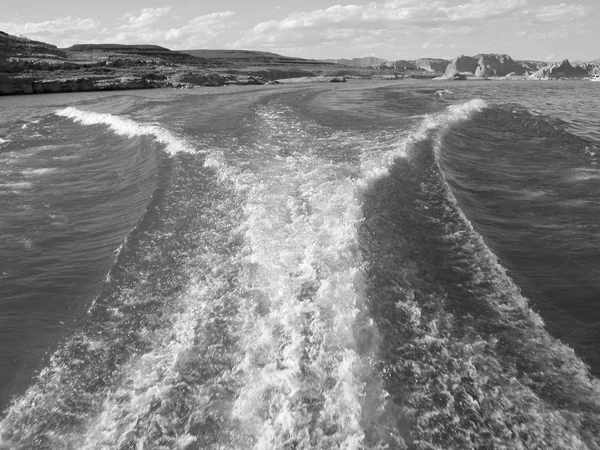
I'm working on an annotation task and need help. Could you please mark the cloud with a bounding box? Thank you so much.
[249,0,526,34]
[107,9,235,48]
[226,0,599,58]
[230,0,528,53]
[164,11,236,47]
[120,7,171,30]
[545,53,555,60]
[0,16,99,38]
[527,3,594,24]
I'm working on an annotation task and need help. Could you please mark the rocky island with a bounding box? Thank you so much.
[1,30,599,96]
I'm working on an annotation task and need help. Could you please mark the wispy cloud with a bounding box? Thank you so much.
[110,9,235,47]
[527,3,594,24]
[165,11,236,46]
[0,16,99,38]
[119,7,171,30]
[230,0,527,52]
[228,0,598,57]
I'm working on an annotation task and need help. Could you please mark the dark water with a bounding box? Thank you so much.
[0,80,599,449]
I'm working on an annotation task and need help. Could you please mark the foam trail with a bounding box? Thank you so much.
[211,104,404,449]
[21,168,56,176]
[55,107,196,156]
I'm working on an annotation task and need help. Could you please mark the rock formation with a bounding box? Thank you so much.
[516,60,547,73]
[414,58,449,73]
[529,60,593,79]
[445,54,528,77]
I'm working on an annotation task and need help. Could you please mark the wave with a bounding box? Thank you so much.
[20,168,56,176]
[0,182,33,190]
[358,99,600,448]
[3,94,600,449]
[55,107,196,156]
[358,98,487,188]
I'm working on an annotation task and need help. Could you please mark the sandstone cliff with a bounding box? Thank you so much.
[529,60,594,79]
[414,58,449,73]
[516,60,547,73]
[445,54,528,77]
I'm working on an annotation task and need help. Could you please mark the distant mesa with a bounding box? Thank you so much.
[64,44,199,63]
[179,49,330,67]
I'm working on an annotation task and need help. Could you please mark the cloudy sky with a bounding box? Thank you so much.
[1,0,598,61]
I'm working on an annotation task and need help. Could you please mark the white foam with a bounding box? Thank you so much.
[21,168,56,176]
[55,107,196,156]
[0,181,33,190]
[358,99,487,190]
[200,104,401,447]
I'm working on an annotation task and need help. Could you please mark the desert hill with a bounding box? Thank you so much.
[179,49,328,67]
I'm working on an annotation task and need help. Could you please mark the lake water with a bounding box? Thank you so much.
[1,79,600,449]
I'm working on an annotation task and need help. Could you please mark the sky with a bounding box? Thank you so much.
[1,0,599,62]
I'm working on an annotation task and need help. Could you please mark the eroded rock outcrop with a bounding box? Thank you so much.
[445,54,528,77]
[0,76,161,95]
[414,58,449,73]
[529,60,590,79]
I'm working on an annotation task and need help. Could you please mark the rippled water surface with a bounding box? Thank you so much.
[1,80,600,449]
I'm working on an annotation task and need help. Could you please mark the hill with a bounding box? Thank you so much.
[179,49,328,67]
[64,44,199,63]
[0,31,66,61]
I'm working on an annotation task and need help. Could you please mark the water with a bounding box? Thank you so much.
[1,80,599,449]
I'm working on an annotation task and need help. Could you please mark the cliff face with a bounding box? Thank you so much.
[414,58,449,73]
[445,55,480,76]
[577,62,600,76]
[516,60,547,73]
[530,60,593,79]
[445,54,528,77]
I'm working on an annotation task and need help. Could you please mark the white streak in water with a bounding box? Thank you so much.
[55,107,196,156]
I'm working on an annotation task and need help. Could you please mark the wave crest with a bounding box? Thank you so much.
[55,107,195,156]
